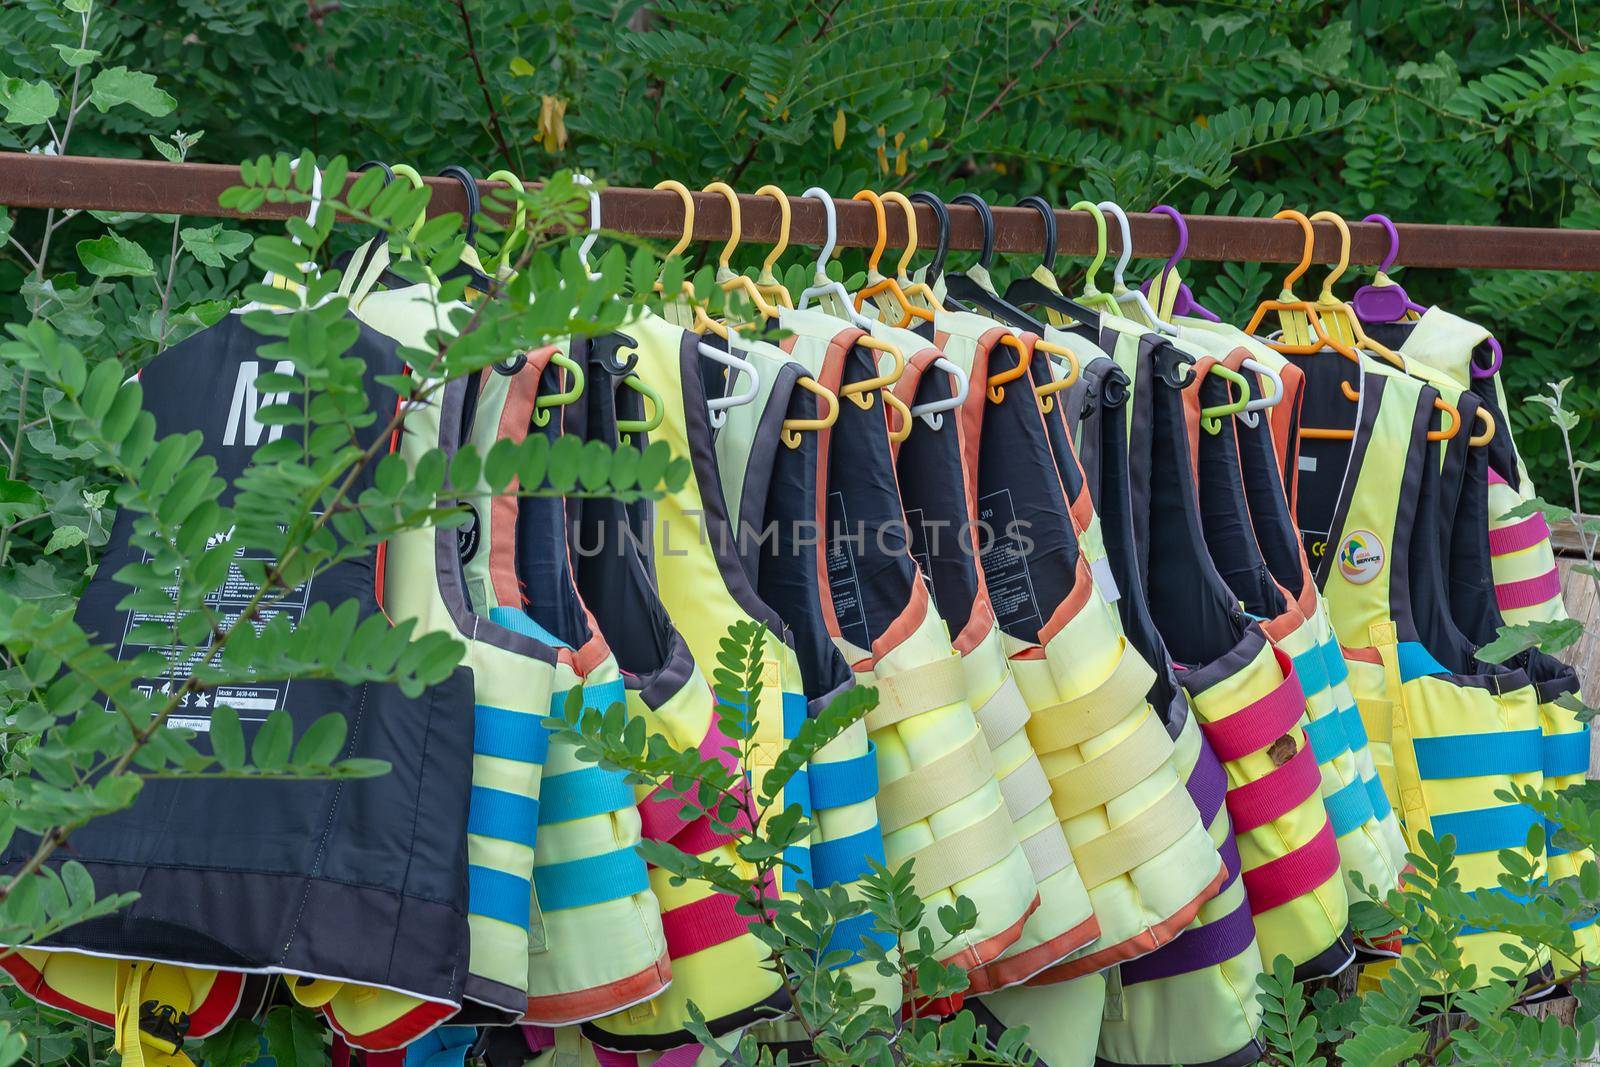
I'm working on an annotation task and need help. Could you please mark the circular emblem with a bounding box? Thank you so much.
[1337,529,1385,584]
[457,504,481,563]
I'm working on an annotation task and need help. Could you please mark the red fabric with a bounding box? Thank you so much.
[1496,568,1562,611]
[1488,513,1551,556]
[1241,820,1341,915]
[661,875,775,959]
[638,709,749,845]
[1224,736,1322,833]
[1199,650,1306,763]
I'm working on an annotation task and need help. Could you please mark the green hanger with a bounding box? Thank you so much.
[1069,200,1119,316]
[616,374,664,439]
[483,168,527,274]
[1198,363,1252,435]
[531,348,586,427]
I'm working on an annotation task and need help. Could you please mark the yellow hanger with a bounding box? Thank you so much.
[703,181,783,323]
[879,191,939,311]
[1308,211,1406,369]
[781,374,841,449]
[1244,210,1349,356]
[651,179,722,335]
[1031,337,1081,413]
[883,389,914,444]
[753,184,795,309]
[852,189,930,327]
[840,334,906,410]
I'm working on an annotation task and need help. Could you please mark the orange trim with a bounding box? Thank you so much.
[323,995,458,1053]
[1036,557,1095,646]
[1342,645,1382,665]
[492,366,539,609]
[963,912,1102,995]
[930,893,1036,978]
[950,592,997,656]
[1025,861,1228,985]
[1260,604,1305,645]
[520,950,672,1027]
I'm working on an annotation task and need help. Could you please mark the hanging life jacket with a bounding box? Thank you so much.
[773,307,1040,992]
[1291,350,1550,988]
[1056,346,1268,1067]
[888,322,1100,995]
[0,311,478,1056]
[1106,320,1352,981]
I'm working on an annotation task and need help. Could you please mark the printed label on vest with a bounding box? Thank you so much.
[120,522,316,730]
[222,359,294,447]
[1301,526,1329,569]
[1337,529,1385,585]
[826,491,871,648]
[977,489,1043,633]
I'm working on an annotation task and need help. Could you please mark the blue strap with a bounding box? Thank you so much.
[1365,775,1393,822]
[468,786,540,848]
[534,848,651,911]
[489,606,571,649]
[782,842,813,891]
[811,825,888,888]
[824,910,895,967]
[1340,704,1369,750]
[784,691,808,737]
[475,704,550,765]
[1544,729,1591,778]
[1398,642,1449,683]
[1413,729,1542,780]
[1323,777,1377,838]
[552,677,627,715]
[1293,646,1330,700]
[809,744,879,811]
[1303,713,1351,765]
[1406,886,1534,941]
[539,766,635,824]
[1320,639,1350,689]
[405,1027,477,1067]
[469,865,532,929]
[1430,804,1541,856]
[787,766,813,818]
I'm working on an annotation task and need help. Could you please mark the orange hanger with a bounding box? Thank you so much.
[880,191,940,312]
[853,189,931,327]
[1244,210,1351,357]
[986,333,1031,403]
[781,374,840,449]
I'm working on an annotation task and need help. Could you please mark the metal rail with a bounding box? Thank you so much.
[5,151,1600,271]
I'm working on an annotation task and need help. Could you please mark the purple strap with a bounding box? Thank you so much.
[1119,896,1257,986]
[1186,736,1229,827]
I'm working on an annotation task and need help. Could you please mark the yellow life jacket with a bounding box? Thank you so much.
[889,324,1100,994]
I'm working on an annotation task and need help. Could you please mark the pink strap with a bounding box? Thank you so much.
[639,716,746,844]
[1241,820,1340,915]
[662,875,775,959]
[1488,466,1508,486]
[594,1048,641,1067]
[1496,568,1562,612]
[524,1027,557,1054]
[1224,736,1321,833]
[652,1045,705,1067]
[1200,648,1307,763]
[1488,513,1551,556]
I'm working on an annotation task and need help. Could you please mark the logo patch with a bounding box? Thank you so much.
[1338,529,1385,584]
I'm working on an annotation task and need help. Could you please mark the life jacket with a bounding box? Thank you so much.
[1289,349,1550,987]
[1177,348,1409,917]
[612,308,880,1044]
[521,1024,728,1067]
[772,307,1039,986]
[1104,320,1352,981]
[1375,309,1568,626]
[887,321,1100,995]
[0,311,478,1059]
[1056,347,1267,1067]
[926,311,1222,987]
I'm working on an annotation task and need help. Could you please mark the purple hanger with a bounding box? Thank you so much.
[1140,205,1220,321]
[1352,213,1502,378]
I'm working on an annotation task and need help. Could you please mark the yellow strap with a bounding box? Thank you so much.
[906,803,1021,898]
[1071,783,1202,890]
[114,964,195,1067]
[999,752,1055,823]
[287,976,343,1008]
[1018,820,1076,883]
[1371,620,1427,849]
[1047,712,1173,822]
[865,654,970,733]
[974,672,1032,750]
[878,731,996,833]
[1027,649,1157,755]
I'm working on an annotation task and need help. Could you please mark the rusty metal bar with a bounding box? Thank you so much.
[5,151,1600,271]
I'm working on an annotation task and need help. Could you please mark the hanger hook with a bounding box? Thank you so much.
[881,191,918,281]
[951,192,996,270]
[910,191,951,284]
[1016,195,1058,271]
[1309,210,1351,301]
[1068,201,1108,290]
[1274,209,1315,294]
[654,180,695,260]
[572,173,600,271]
[437,165,480,246]
[484,168,527,272]
[390,163,426,241]
[1098,201,1134,289]
[754,184,790,283]
[853,189,889,275]
[1362,213,1400,275]
[1149,204,1188,292]
[703,181,742,271]
[802,187,838,283]
[356,160,394,187]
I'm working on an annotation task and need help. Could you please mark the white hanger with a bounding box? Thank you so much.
[573,173,601,280]
[234,157,324,314]
[699,328,759,428]
[795,187,875,329]
[1238,358,1284,427]
[909,357,969,430]
[1103,201,1174,336]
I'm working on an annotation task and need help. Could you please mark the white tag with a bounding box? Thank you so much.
[1298,455,1318,472]
[1091,555,1122,604]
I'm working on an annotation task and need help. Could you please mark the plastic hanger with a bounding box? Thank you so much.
[852,189,930,327]
[243,155,323,310]
[1103,200,1171,332]
[389,164,430,251]
[703,181,782,323]
[572,173,602,280]
[795,187,876,329]
[781,375,840,449]
[883,390,914,443]
[999,195,1102,335]
[1070,201,1121,316]
[436,165,496,290]
[700,332,760,429]
[753,184,795,309]
[1244,209,1351,355]
[1141,205,1221,322]
[907,191,953,300]
[880,191,941,312]
[484,168,527,275]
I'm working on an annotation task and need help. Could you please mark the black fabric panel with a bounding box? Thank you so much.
[893,366,978,636]
[511,387,591,650]
[1192,372,1283,619]
[1031,349,1087,505]
[1280,352,1361,566]
[4,314,474,1003]
[1234,372,1309,596]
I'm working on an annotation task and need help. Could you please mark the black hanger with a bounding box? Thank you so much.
[1002,195,1101,339]
[909,190,952,294]
[436,165,496,291]
[331,160,397,278]
[589,331,639,376]
[941,192,1054,335]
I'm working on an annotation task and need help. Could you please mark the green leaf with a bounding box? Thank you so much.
[262,1003,326,1065]
[251,710,293,771]
[53,44,101,68]
[192,1016,266,1067]
[76,233,156,278]
[180,225,253,268]
[211,705,245,771]
[292,713,348,766]
[1477,618,1585,662]
[0,78,59,126]
[43,525,87,555]
[89,67,177,117]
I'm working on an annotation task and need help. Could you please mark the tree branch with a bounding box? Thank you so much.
[453,0,517,172]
